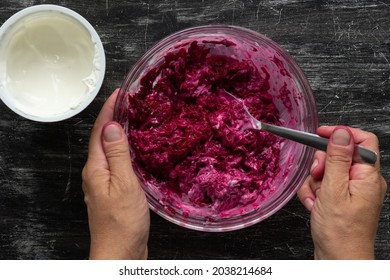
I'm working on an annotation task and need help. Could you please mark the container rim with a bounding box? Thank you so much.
[0,4,106,122]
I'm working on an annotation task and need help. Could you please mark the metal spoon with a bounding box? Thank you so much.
[223,90,378,165]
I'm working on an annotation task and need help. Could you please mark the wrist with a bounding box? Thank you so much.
[314,244,375,260]
[89,235,148,260]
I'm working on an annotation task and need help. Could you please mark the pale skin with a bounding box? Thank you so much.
[82,90,387,259]
[82,89,150,259]
[297,126,387,259]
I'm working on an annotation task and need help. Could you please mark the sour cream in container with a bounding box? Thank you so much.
[0,5,105,122]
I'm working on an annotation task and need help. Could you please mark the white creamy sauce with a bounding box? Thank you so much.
[0,11,99,117]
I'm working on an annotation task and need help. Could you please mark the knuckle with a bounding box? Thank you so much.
[81,163,108,192]
[327,152,351,164]
[367,131,378,141]
[105,144,129,159]
[83,192,90,204]
[367,132,380,147]
[82,161,103,181]
[81,164,96,184]
[81,165,89,181]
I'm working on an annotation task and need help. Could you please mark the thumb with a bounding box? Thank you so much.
[322,126,354,195]
[102,122,134,184]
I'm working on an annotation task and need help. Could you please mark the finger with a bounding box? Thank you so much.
[87,89,120,164]
[310,150,326,180]
[297,176,315,211]
[322,126,354,198]
[308,176,322,198]
[102,122,139,191]
[320,126,381,173]
[317,126,379,153]
[82,89,120,195]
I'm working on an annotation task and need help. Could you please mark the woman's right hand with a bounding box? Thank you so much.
[298,126,387,259]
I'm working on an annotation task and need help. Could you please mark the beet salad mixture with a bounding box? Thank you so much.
[124,40,284,213]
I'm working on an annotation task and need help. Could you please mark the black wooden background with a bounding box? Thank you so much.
[0,0,389,260]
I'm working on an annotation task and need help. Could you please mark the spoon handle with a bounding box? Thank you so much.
[260,123,378,165]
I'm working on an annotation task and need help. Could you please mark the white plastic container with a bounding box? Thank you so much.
[0,5,106,122]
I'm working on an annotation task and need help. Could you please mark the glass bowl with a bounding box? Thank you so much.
[114,25,317,232]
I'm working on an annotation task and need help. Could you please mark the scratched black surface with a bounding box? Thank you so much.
[0,0,389,260]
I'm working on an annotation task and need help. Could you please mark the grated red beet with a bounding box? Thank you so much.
[125,41,282,212]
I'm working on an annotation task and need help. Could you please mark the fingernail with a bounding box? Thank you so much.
[311,159,318,173]
[103,123,123,142]
[331,128,351,146]
[303,198,314,211]
[315,188,321,197]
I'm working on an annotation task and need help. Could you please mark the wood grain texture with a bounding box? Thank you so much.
[0,0,389,260]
